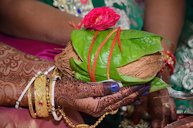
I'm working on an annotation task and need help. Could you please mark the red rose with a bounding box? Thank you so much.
[83,7,120,30]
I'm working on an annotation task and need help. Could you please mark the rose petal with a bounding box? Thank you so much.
[82,7,120,30]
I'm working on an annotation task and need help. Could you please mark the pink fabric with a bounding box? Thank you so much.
[0,33,63,61]
[0,107,66,128]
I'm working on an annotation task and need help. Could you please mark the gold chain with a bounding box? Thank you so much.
[58,108,118,128]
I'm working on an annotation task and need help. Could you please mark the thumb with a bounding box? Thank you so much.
[81,81,121,98]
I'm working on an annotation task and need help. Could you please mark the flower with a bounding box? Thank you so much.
[82,7,120,30]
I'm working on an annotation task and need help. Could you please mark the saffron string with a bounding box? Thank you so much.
[90,29,118,82]
[106,27,121,79]
[87,31,99,81]
[117,27,122,52]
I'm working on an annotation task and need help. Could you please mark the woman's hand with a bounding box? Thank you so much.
[55,77,150,117]
[0,42,54,106]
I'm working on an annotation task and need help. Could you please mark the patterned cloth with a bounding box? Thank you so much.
[169,0,193,115]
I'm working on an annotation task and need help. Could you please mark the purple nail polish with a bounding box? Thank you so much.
[138,85,150,95]
[103,81,120,95]
[144,86,150,91]
[110,82,120,93]
[142,91,149,96]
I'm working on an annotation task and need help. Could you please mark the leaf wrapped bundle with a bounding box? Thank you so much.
[55,29,168,92]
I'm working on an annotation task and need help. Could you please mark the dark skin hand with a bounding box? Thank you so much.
[0,42,149,119]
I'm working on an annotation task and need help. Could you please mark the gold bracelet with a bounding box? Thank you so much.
[34,74,49,117]
[27,85,37,118]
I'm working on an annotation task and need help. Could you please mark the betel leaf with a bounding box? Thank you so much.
[70,29,168,92]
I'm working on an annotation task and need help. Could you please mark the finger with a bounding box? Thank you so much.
[100,85,147,107]
[78,81,121,98]
[104,86,150,112]
[131,96,148,125]
[74,85,146,117]
[148,89,171,127]
[95,85,149,116]
[169,97,177,121]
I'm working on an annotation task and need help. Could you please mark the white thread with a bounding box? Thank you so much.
[50,75,62,121]
[15,66,55,109]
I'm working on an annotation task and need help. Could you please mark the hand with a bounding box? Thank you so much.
[131,70,176,127]
[54,76,150,117]
[148,88,177,128]
[131,90,176,128]
[148,67,177,128]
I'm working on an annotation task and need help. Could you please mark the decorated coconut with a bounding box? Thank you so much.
[55,7,175,92]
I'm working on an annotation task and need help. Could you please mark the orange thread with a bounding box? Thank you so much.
[106,27,121,79]
[87,31,99,81]
[90,29,118,82]
[117,27,122,52]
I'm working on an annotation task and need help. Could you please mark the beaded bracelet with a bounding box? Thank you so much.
[48,68,62,121]
[15,66,55,109]
[15,71,41,109]
[160,50,176,75]
[50,75,62,121]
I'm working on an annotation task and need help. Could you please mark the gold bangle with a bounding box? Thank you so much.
[27,85,37,118]
[34,74,49,117]
[46,85,51,113]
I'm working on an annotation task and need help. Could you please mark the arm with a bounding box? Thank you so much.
[0,42,54,106]
[143,1,186,127]
[144,0,186,82]
[0,0,81,45]
[0,42,148,117]
[143,0,186,52]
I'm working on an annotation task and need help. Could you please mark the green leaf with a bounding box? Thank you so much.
[71,29,162,67]
[70,29,167,92]
[149,77,169,92]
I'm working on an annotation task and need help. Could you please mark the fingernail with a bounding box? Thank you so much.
[142,91,149,96]
[138,86,150,95]
[141,86,150,96]
[103,82,120,95]
[110,82,120,93]
[144,86,150,91]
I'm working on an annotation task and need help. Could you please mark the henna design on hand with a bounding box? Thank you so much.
[55,77,149,117]
[0,42,53,106]
[0,42,149,117]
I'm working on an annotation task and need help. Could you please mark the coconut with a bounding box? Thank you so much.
[55,42,162,79]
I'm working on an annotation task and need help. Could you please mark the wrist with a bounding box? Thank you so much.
[160,50,176,76]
